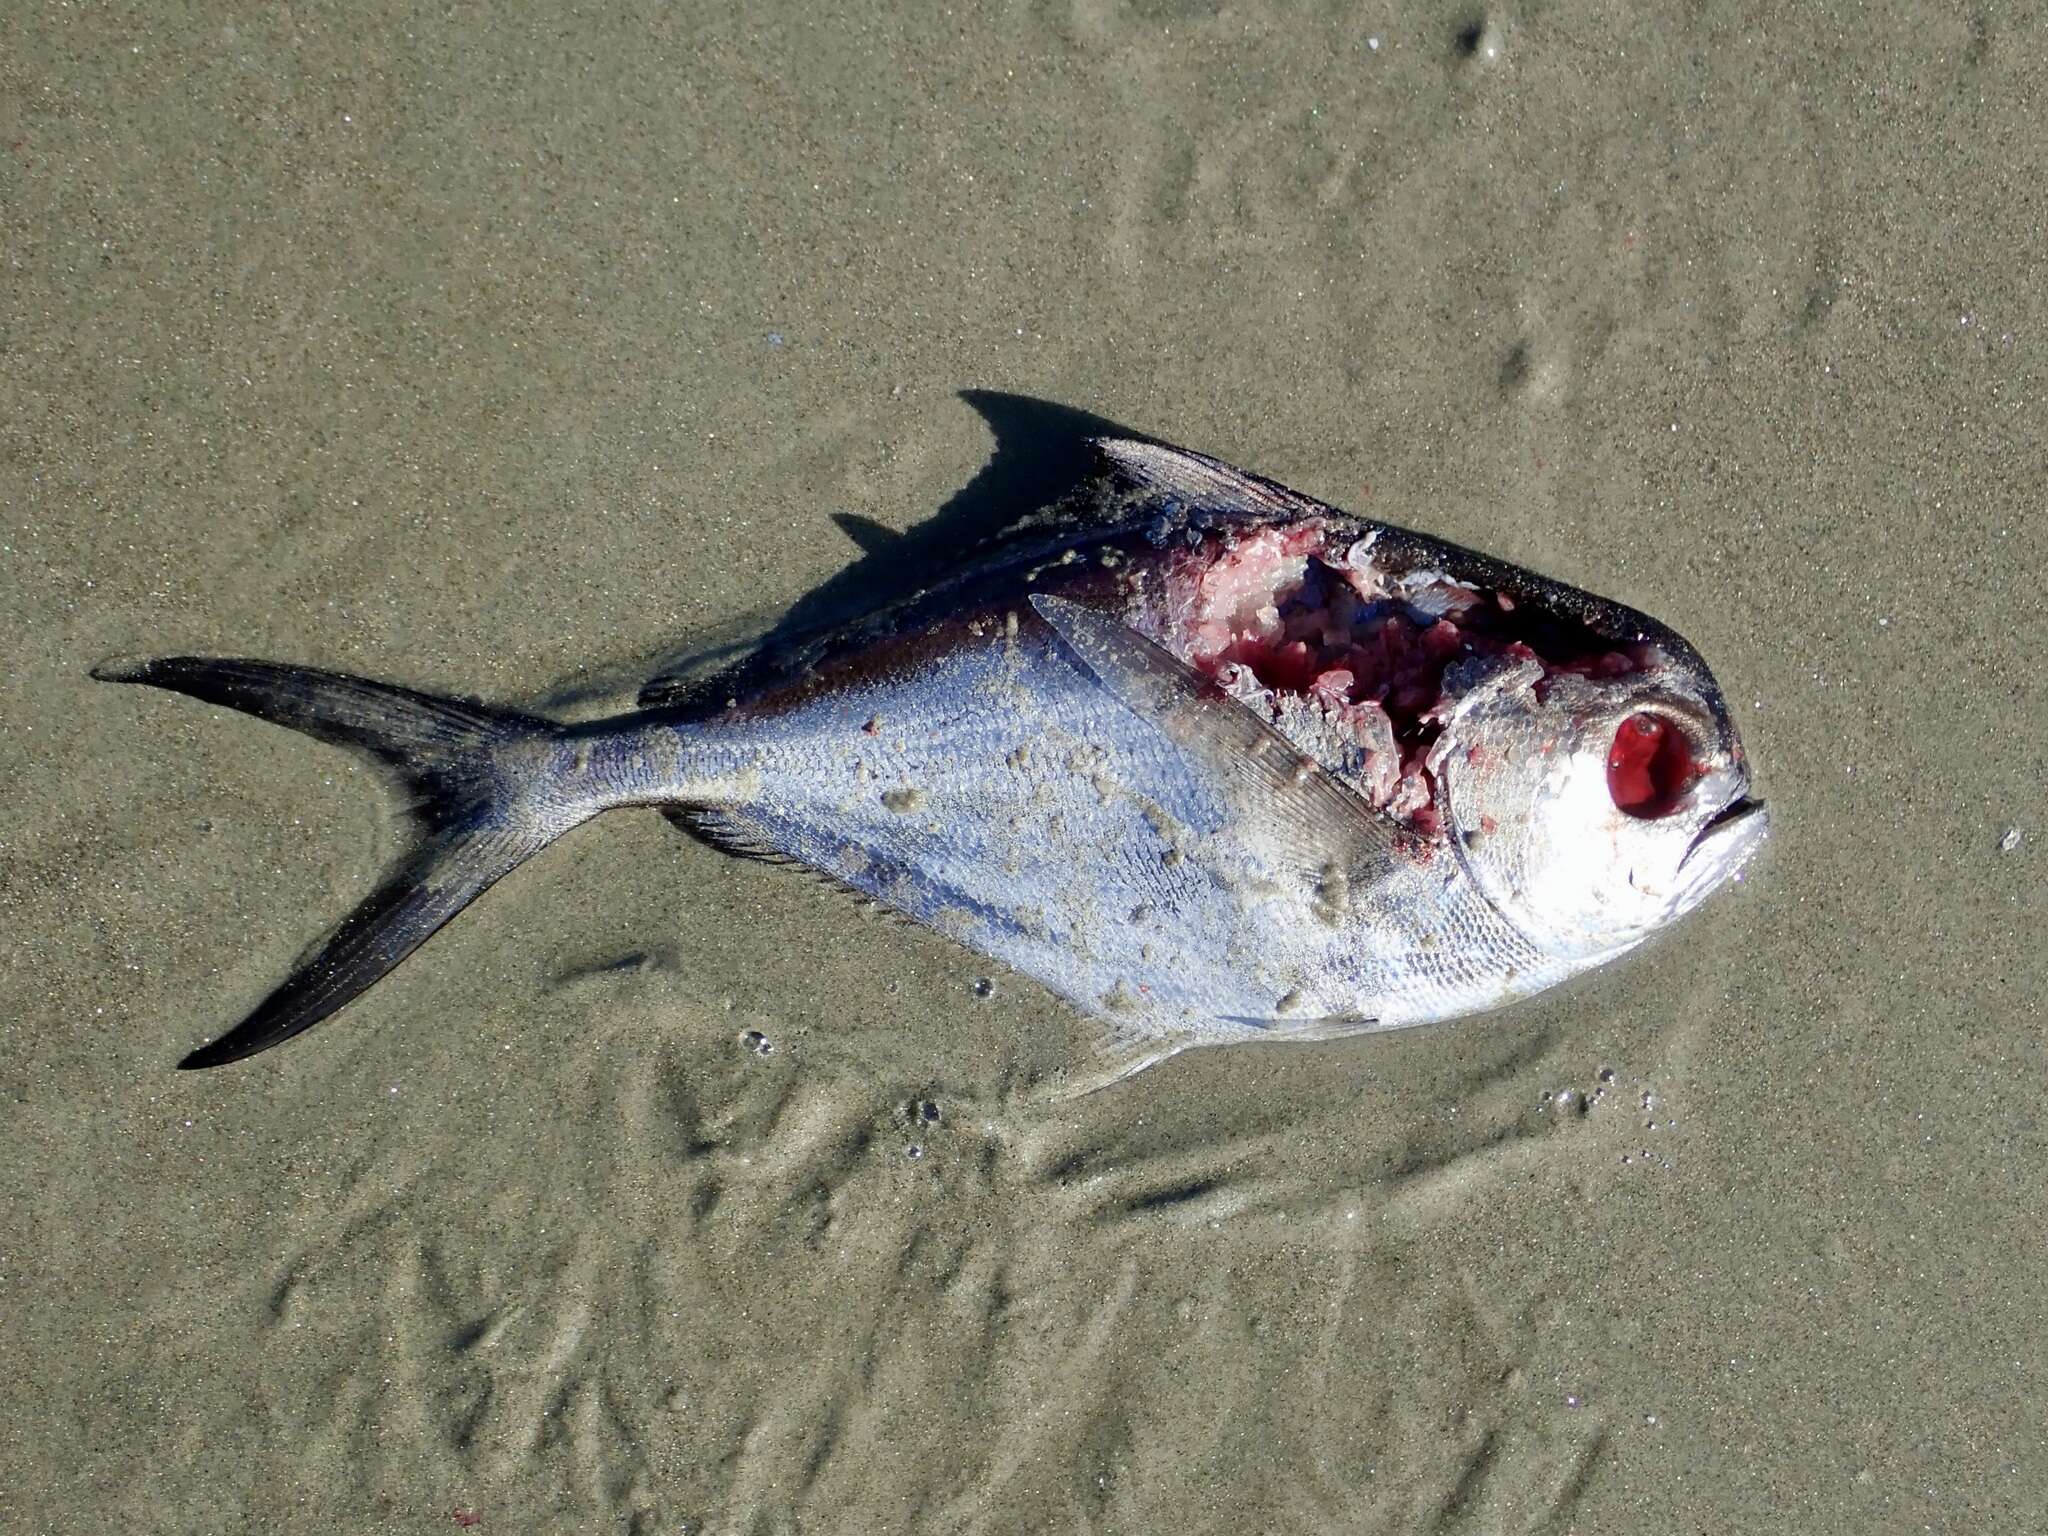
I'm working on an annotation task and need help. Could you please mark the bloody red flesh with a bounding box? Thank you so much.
[1154,526,1653,834]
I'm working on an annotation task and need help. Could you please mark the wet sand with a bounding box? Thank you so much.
[3,2,2043,1531]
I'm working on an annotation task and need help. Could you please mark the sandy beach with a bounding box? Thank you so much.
[3,2,2042,1531]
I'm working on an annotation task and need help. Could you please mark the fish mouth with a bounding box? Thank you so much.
[1682,793,1770,875]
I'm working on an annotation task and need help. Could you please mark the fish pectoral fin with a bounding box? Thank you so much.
[1093,438,1337,526]
[1030,594,1398,886]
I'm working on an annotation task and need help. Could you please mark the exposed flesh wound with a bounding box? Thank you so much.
[1153,525,1650,836]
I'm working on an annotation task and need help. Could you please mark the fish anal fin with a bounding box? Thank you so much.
[1222,1013,1380,1042]
[1037,1010,1382,1102]
[1022,1029,1196,1102]
[672,806,797,865]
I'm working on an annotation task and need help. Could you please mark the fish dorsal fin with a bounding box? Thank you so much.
[1093,438,1338,526]
[1030,595,1398,892]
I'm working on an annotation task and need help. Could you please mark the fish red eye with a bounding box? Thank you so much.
[1607,713,1701,818]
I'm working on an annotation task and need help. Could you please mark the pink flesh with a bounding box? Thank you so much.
[1156,526,1642,836]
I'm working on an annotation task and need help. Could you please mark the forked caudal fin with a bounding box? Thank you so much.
[92,657,612,1069]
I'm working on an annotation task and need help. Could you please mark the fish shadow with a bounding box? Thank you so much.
[533,391,1153,714]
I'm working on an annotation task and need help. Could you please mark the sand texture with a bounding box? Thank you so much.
[3,1,2043,1531]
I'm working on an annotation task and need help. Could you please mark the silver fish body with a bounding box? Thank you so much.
[99,438,1768,1074]
[633,603,1553,1049]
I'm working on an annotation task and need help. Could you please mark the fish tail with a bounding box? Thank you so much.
[92,656,609,1069]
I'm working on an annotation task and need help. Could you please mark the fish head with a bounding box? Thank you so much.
[1428,654,1768,961]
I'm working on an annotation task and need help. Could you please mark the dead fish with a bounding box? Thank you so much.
[96,437,1768,1078]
